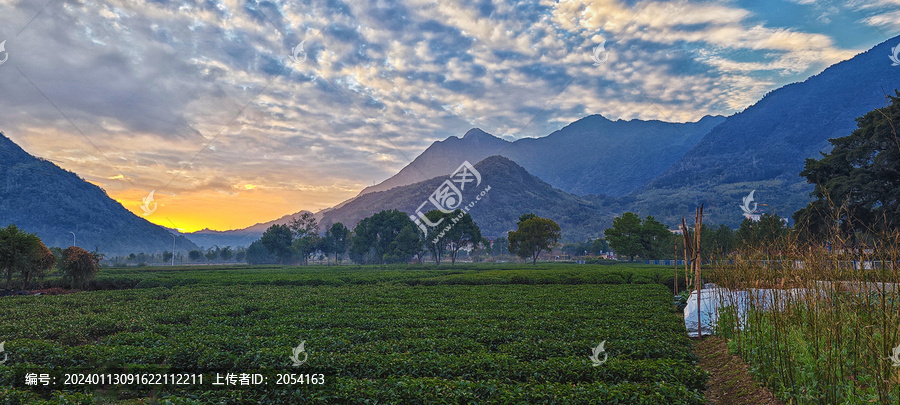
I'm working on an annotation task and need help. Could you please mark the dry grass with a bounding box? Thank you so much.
[710,213,900,404]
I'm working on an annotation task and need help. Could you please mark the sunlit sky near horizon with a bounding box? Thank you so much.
[1,0,898,232]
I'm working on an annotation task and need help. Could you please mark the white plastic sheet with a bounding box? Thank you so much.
[684,284,839,337]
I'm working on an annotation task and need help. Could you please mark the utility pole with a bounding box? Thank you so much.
[171,233,176,266]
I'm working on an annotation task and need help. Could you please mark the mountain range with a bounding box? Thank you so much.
[0,132,198,256]
[626,35,900,226]
[2,35,898,251]
[361,115,724,198]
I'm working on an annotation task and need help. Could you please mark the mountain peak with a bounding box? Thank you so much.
[463,128,495,140]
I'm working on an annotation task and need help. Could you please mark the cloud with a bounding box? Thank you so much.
[0,0,893,230]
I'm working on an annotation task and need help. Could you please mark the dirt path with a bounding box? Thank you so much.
[693,336,784,405]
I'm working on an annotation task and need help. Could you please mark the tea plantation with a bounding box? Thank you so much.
[0,264,705,404]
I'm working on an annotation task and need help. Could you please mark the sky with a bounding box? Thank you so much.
[0,0,898,232]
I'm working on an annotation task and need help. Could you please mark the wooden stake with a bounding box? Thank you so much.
[694,204,704,339]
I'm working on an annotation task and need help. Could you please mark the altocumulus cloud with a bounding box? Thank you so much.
[0,0,896,228]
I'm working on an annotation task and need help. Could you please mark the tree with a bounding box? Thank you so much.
[350,210,417,264]
[508,214,561,265]
[188,250,203,262]
[387,224,422,264]
[219,246,233,261]
[261,224,294,264]
[25,242,55,289]
[490,237,509,260]
[289,213,320,265]
[445,210,482,265]
[604,213,674,261]
[604,212,644,261]
[590,239,609,255]
[798,92,900,235]
[61,246,100,289]
[205,247,218,262]
[0,225,53,289]
[162,251,173,264]
[246,241,277,265]
[424,210,455,265]
[322,223,351,264]
[737,214,790,251]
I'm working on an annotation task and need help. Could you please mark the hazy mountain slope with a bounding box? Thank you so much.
[359,116,724,198]
[629,35,900,227]
[0,132,198,255]
[179,210,314,248]
[358,129,509,195]
[502,115,725,196]
[322,155,615,241]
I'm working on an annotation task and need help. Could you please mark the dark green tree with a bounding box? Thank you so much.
[350,210,417,264]
[508,214,561,265]
[798,92,900,235]
[590,239,609,255]
[640,216,673,259]
[261,224,294,264]
[205,247,218,262]
[0,225,54,289]
[188,250,203,262]
[219,246,233,261]
[445,210,483,265]
[604,212,644,261]
[245,241,277,264]
[322,223,351,264]
[289,213,320,265]
[737,214,790,251]
[424,210,455,265]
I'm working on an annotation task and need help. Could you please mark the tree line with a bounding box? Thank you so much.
[0,225,101,290]
[257,211,561,265]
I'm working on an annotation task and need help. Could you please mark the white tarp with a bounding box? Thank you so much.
[684,285,742,338]
[684,283,839,337]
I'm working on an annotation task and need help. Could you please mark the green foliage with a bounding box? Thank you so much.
[260,224,293,264]
[508,214,562,264]
[289,212,321,265]
[0,264,705,403]
[0,225,55,289]
[245,241,277,265]
[798,92,900,235]
[187,250,203,262]
[424,210,454,265]
[321,222,351,264]
[736,214,790,249]
[444,210,483,265]
[350,210,418,264]
[604,213,673,261]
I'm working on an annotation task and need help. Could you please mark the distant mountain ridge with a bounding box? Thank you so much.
[323,155,613,241]
[359,115,725,197]
[628,34,900,227]
[0,132,198,256]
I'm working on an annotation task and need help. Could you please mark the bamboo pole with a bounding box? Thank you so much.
[694,204,704,339]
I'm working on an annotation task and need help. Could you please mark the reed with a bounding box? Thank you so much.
[711,208,900,403]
